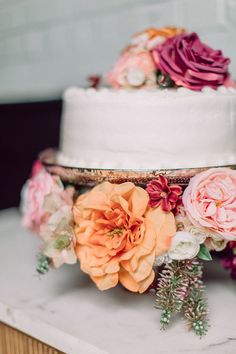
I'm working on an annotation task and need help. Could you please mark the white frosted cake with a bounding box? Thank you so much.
[58,27,236,171]
[59,86,236,170]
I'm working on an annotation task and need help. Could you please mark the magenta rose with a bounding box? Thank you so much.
[183,168,236,241]
[152,32,234,90]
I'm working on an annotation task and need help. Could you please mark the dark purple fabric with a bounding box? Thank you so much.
[0,100,62,209]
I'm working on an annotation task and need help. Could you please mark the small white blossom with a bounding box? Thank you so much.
[126,67,146,87]
[154,254,172,267]
[168,231,201,261]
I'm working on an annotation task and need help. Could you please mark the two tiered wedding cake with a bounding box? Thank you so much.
[21,27,236,337]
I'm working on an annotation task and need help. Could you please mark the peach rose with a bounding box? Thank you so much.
[73,182,176,293]
[107,48,156,89]
[183,168,236,241]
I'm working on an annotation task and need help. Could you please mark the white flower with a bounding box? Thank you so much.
[154,254,172,267]
[168,231,201,260]
[40,205,72,241]
[43,221,77,268]
[205,234,228,252]
[37,185,76,268]
[188,226,207,244]
[126,67,145,87]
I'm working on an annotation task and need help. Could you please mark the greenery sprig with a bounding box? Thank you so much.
[155,258,209,337]
[36,254,50,275]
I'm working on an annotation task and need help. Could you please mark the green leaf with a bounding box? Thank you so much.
[156,71,175,89]
[54,234,71,250]
[197,244,212,261]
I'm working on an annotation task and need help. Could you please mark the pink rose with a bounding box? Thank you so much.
[183,168,236,241]
[152,32,234,91]
[21,168,63,234]
[107,48,156,89]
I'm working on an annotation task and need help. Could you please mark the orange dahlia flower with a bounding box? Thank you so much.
[73,182,176,293]
[132,26,186,50]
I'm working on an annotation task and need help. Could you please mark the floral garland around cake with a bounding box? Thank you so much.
[21,161,236,337]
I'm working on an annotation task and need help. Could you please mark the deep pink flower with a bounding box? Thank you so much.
[221,241,236,280]
[152,32,234,91]
[31,160,43,177]
[87,75,101,89]
[146,175,182,213]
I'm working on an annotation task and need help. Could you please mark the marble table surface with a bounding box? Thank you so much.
[0,208,236,354]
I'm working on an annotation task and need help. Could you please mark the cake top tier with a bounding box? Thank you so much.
[106,27,235,91]
[60,84,236,170]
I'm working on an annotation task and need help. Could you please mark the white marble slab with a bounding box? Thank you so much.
[0,208,236,354]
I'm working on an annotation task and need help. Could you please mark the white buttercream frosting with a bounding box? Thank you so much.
[59,86,236,170]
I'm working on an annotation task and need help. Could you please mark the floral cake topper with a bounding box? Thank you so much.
[107,27,235,91]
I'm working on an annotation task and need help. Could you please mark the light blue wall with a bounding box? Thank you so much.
[0,0,236,102]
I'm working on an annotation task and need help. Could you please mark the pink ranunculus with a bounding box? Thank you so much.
[21,167,63,234]
[152,32,233,91]
[183,168,236,241]
[107,48,156,89]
